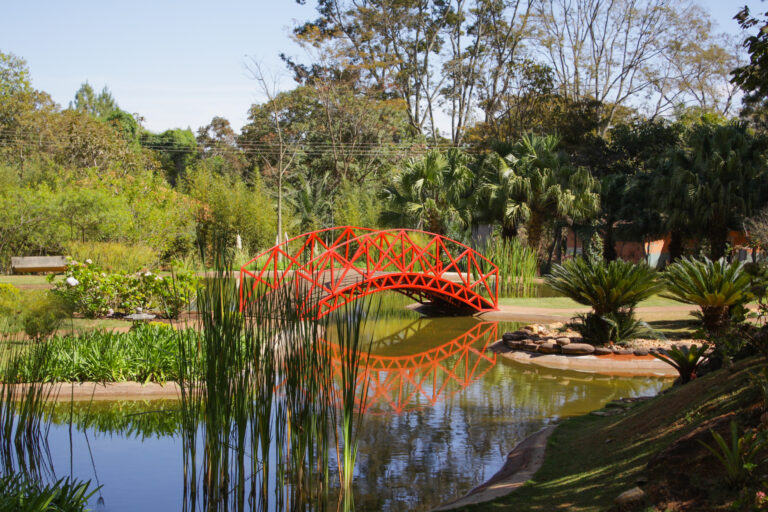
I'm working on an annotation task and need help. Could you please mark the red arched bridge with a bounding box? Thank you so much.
[239,227,499,318]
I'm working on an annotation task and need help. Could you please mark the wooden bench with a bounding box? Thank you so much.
[11,256,68,274]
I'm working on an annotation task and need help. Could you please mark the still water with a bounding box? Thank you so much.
[39,310,667,511]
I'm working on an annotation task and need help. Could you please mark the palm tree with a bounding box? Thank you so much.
[382,148,474,235]
[665,122,767,260]
[662,256,753,337]
[286,173,333,233]
[479,134,600,252]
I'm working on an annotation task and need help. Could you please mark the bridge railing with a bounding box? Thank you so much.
[240,227,499,316]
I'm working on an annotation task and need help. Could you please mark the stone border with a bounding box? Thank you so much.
[493,342,677,377]
[432,425,556,510]
[9,381,182,401]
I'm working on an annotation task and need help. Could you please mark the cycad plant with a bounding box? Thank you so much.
[662,257,752,337]
[546,258,662,344]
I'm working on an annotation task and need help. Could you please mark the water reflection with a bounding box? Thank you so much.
[36,315,667,512]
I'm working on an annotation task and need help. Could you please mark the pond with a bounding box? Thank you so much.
[22,299,668,511]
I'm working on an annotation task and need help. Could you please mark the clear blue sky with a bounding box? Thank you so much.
[0,0,763,134]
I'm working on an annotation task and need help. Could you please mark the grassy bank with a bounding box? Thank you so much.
[458,357,766,511]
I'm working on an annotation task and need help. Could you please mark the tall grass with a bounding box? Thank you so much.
[176,238,376,511]
[0,319,98,511]
[9,325,181,384]
[482,237,538,297]
[65,241,158,272]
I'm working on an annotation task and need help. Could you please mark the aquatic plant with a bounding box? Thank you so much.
[0,473,97,512]
[481,237,538,298]
[176,242,366,511]
[8,324,182,384]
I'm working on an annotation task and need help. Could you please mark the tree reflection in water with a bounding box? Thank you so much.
[325,316,668,511]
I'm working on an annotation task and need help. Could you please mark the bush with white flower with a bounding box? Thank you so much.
[50,259,198,319]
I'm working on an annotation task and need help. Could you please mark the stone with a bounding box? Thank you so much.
[533,339,548,345]
[523,324,538,333]
[593,346,613,355]
[613,486,646,508]
[538,342,560,354]
[613,347,634,355]
[502,331,528,342]
[555,337,571,346]
[633,348,650,356]
[522,341,539,352]
[504,340,525,350]
[561,343,595,355]
[591,409,622,417]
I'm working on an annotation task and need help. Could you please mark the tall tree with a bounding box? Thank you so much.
[534,0,739,131]
[732,5,768,131]
[71,82,119,118]
[483,134,599,252]
[667,121,767,260]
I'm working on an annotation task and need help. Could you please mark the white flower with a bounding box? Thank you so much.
[136,307,143,313]
[144,271,152,277]
[107,308,114,316]
[155,276,163,281]
[66,276,79,287]
[85,259,92,265]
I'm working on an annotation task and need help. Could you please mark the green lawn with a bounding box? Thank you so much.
[498,294,684,309]
[456,357,763,511]
[0,274,62,286]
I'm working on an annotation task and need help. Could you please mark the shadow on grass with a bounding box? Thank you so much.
[647,319,698,340]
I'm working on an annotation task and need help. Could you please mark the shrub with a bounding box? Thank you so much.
[546,258,662,316]
[19,291,73,341]
[64,241,158,272]
[546,258,662,344]
[662,257,752,337]
[570,311,655,345]
[651,343,710,384]
[50,261,198,319]
[0,283,20,316]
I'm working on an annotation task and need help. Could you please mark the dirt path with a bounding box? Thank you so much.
[433,426,556,510]
[479,304,701,323]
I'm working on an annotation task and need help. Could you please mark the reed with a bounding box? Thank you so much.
[481,237,538,297]
[177,242,360,511]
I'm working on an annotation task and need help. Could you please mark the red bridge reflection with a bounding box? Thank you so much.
[324,322,498,414]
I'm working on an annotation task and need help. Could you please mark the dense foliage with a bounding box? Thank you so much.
[0,1,766,277]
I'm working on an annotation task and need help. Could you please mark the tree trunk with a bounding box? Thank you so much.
[701,305,729,338]
[526,214,544,254]
[708,225,728,261]
[668,231,684,264]
[501,223,517,240]
[603,223,617,261]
